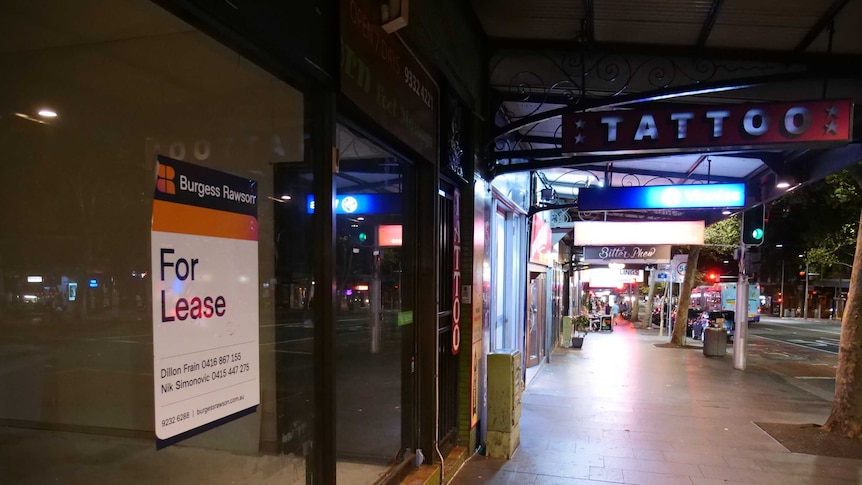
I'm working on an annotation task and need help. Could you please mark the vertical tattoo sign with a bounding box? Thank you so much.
[452,189,461,355]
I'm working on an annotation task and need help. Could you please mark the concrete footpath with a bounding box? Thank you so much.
[449,324,861,485]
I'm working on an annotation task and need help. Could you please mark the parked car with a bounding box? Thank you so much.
[697,310,735,342]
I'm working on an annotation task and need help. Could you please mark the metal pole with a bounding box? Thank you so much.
[803,260,809,319]
[779,260,785,318]
[658,278,673,337]
[733,243,748,370]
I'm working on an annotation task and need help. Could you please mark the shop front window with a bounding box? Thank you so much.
[333,125,415,483]
[0,1,310,482]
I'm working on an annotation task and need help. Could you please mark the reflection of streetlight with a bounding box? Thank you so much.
[780,258,785,318]
[801,254,809,318]
[775,244,786,318]
[798,255,820,319]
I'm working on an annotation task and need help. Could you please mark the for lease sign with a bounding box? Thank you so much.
[151,155,259,444]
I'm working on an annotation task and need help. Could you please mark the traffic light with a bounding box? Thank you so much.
[708,272,718,282]
[742,204,765,246]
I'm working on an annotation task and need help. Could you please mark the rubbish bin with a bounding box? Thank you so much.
[703,327,727,357]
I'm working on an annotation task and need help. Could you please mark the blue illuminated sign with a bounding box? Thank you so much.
[306,194,402,214]
[578,183,745,211]
[89,279,98,288]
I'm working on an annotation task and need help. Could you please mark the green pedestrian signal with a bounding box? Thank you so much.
[741,205,765,246]
[358,232,367,243]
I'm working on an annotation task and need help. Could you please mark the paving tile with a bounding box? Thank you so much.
[698,463,844,484]
[621,469,695,485]
[447,469,538,484]
[512,459,591,479]
[588,466,624,482]
[631,448,665,462]
[754,460,862,481]
[661,450,726,467]
[719,455,762,470]
[603,456,703,477]
[756,450,862,467]
[534,475,610,485]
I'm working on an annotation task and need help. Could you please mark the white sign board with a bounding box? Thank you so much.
[151,156,259,444]
[572,220,705,246]
[580,268,644,287]
[672,254,687,283]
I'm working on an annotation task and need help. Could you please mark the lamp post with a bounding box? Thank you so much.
[803,258,810,319]
[780,259,785,318]
[776,244,785,318]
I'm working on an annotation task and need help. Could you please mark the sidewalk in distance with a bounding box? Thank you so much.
[449,324,862,484]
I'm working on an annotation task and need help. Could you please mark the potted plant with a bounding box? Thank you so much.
[571,315,589,349]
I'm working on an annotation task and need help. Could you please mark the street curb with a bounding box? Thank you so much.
[761,367,835,402]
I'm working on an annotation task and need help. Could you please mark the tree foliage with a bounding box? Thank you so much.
[703,216,739,260]
[769,170,862,277]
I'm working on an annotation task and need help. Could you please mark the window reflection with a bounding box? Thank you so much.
[333,125,415,482]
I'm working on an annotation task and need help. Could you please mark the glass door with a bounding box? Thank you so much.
[333,125,415,483]
[526,272,546,367]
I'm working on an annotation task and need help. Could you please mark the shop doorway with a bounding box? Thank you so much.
[526,272,546,367]
[331,125,417,481]
[492,208,523,351]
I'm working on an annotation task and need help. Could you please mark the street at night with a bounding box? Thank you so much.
[750,316,841,354]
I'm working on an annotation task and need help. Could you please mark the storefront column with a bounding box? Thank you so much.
[417,161,440,462]
[309,89,336,483]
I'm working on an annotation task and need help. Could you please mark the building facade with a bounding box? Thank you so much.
[0,1,499,484]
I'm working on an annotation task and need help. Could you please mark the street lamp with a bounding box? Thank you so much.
[780,259,785,318]
[798,254,820,319]
[803,258,809,319]
[776,244,785,318]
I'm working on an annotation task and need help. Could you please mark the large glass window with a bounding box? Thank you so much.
[0,1,310,481]
[333,125,415,483]
[492,207,524,351]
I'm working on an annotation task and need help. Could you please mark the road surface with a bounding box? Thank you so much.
[750,316,840,354]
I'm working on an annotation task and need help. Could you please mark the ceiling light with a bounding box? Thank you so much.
[14,112,47,124]
[280,195,291,200]
[722,210,732,215]
[775,174,794,190]
[38,109,58,118]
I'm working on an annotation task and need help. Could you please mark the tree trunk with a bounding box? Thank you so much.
[645,270,657,327]
[823,165,862,438]
[670,247,701,346]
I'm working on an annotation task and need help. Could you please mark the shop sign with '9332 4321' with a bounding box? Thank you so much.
[340,0,438,163]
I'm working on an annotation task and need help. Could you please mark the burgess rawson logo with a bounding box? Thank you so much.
[584,245,672,263]
[156,157,257,211]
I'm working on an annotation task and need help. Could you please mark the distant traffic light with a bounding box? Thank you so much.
[708,272,718,281]
[358,232,368,243]
[742,205,765,246]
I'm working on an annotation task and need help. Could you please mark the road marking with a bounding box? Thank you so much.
[757,320,841,336]
[750,335,838,355]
